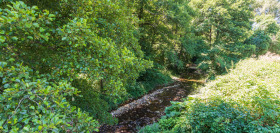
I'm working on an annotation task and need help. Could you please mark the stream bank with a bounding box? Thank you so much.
[99,73,204,133]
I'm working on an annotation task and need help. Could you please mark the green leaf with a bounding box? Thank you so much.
[15,79,20,83]
[0,36,6,43]
[33,23,39,27]
[27,36,33,40]
[49,14,55,18]
[31,6,38,10]
[30,95,35,99]
[0,62,7,67]
[25,23,32,28]
[39,34,48,41]
[9,58,15,62]
[30,106,35,110]
[4,84,9,88]
[40,27,45,32]
[11,36,18,41]
[38,126,43,130]
[0,30,5,34]
[23,125,30,131]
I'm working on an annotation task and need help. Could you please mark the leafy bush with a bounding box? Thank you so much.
[69,78,118,125]
[138,123,162,133]
[140,56,280,133]
[197,43,256,75]
[0,62,99,132]
[269,32,280,54]
[245,30,271,56]
[253,14,280,55]
[126,69,172,100]
[0,1,151,126]
[197,30,272,75]
[1,1,151,95]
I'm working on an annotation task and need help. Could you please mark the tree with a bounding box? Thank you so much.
[189,0,255,74]
[0,0,152,126]
[0,2,100,132]
[135,0,194,70]
[190,0,254,46]
[254,0,280,54]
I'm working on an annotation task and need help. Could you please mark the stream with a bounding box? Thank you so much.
[99,73,203,133]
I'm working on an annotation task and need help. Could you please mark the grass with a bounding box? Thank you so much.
[139,53,280,133]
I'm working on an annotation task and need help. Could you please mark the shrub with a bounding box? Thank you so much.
[0,1,151,126]
[126,69,172,99]
[140,56,280,133]
[197,43,255,75]
[69,78,118,125]
[0,62,99,132]
[245,30,271,56]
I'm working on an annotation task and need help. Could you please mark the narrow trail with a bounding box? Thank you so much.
[99,73,204,133]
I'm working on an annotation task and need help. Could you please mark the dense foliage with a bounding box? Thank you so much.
[0,0,152,125]
[140,54,280,133]
[0,62,99,132]
[1,0,280,132]
[254,0,280,54]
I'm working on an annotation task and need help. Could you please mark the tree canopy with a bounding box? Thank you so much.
[1,0,279,132]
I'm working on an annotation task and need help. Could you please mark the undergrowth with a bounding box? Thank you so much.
[127,69,173,98]
[139,54,280,133]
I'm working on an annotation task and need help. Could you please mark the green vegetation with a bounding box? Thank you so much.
[139,55,280,132]
[0,62,99,132]
[1,0,280,132]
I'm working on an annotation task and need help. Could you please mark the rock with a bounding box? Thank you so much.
[111,84,180,117]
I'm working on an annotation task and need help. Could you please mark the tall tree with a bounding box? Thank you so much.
[0,0,152,125]
[190,0,254,46]
[189,0,255,73]
[254,0,280,53]
[135,0,194,70]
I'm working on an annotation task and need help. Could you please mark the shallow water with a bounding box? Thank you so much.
[99,74,202,133]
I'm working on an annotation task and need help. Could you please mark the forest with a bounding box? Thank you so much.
[0,0,279,132]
